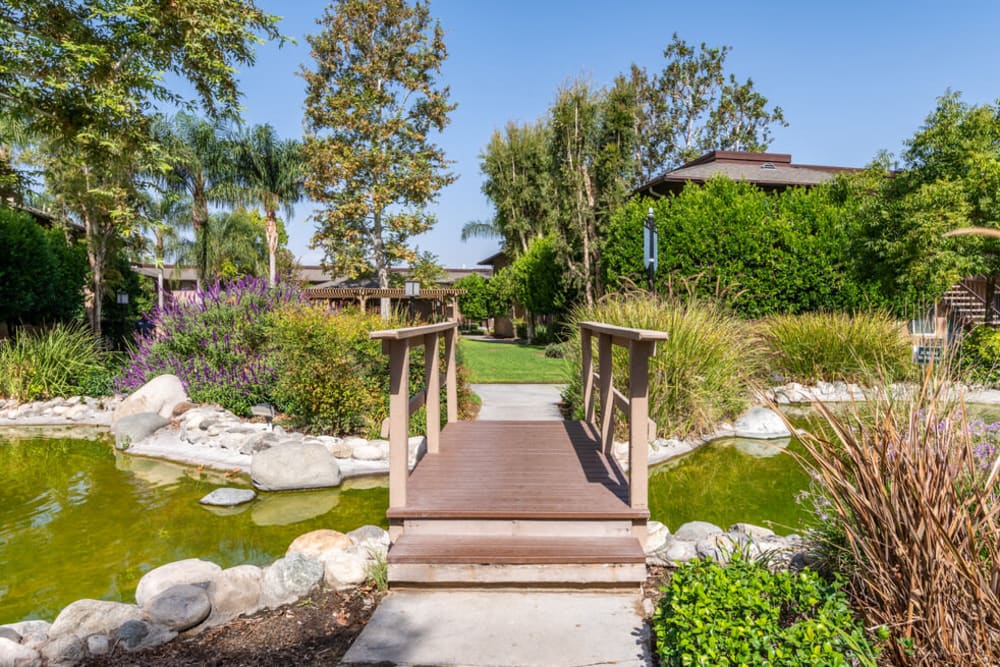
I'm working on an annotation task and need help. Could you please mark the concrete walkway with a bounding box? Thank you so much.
[472,383,566,421]
[342,590,651,666]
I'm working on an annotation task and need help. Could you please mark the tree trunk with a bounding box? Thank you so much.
[193,191,209,289]
[265,208,279,287]
[373,210,390,320]
[526,311,535,344]
[987,275,996,326]
[84,211,104,337]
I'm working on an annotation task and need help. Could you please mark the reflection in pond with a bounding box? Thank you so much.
[0,429,388,623]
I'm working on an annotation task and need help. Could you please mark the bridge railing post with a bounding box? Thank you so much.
[578,322,667,516]
[371,320,461,518]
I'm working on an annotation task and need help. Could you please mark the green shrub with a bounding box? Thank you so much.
[761,311,913,384]
[564,292,758,438]
[268,304,394,436]
[654,553,879,666]
[544,341,567,359]
[0,324,106,401]
[959,324,1000,386]
[602,179,880,318]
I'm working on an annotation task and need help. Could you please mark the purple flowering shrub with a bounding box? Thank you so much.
[116,276,299,416]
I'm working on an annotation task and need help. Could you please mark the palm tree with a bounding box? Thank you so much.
[157,112,233,288]
[232,124,303,286]
[172,208,268,282]
[140,192,191,309]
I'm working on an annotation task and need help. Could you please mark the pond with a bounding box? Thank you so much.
[0,427,388,624]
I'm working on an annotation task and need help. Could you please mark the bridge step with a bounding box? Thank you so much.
[387,535,647,586]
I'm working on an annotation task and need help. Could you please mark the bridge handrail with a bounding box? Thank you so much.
[371,320,459,510]
[579,321,667,512]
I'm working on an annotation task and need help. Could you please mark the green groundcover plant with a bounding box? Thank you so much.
[654,553,880,667]
[0,323,106,401]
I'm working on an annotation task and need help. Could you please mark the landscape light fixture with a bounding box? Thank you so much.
[643,207,658,293]
[405,280,420,323]
[116,292,129,305]
[251,403,275,430]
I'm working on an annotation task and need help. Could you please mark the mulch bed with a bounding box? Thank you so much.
[81,583,385,667]
[81,569,671,666]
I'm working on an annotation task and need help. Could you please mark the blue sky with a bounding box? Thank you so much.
[230,0,1000,269]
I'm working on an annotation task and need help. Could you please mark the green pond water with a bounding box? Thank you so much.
[0,427,388,623]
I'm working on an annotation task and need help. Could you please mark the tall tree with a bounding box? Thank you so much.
[631,34,786,181]
[232,124,304,286]
[469,120,555,256]
[303,0,456,318]
[158,112,234,287]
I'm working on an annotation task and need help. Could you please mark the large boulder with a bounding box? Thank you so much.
[347,525,391,556]
[134,559,221,609]
[251,443,342,491]
[112,412,169,450]
[732,406,791,439]
[144,584,212,631]
[48,600,144,640]
[260,553,323,609]
[673,521,723,542]
[39,635,84,666]
[113,374,188,426]
[319,548,369,591]
[113,620,176,652]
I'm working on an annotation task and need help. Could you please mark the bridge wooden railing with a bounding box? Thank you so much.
[579,321,668,511]
[371,320,459,510]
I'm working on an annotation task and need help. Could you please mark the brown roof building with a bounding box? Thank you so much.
[634,150,859,198]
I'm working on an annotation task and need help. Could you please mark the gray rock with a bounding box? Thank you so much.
[40,635,84,666]
[347,525,391,555]
[733,406,791,439]
[260,553,323,609]
[0,628,18,643]
[673,521,723,542]
[200,565,263,629]
[0,637,39,667]
[251,443,342,491]
[113,374,188,425]
[49,599,144,640]
[114,620,176,652]
[199,488,256,507]
[135,559,221,608]
[696,535,739,562]
[240,431,279,455]
[112,412,170,450]
[729,523,776,540]
[2,621,48,647]
[145,584,211,631]
[86,635,110,657]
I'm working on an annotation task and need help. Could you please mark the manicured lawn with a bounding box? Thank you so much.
[460,338,569,383]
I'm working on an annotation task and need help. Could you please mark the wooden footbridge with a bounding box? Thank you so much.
[371,320,667,587]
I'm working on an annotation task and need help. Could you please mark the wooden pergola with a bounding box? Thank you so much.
[303,287,466,320]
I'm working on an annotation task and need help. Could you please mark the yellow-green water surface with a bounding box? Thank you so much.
[0,428,388,623]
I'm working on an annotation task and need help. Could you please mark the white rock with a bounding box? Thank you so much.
[251,443,343,491]
[49,599,144,640]
[351,444,385,461]
[112,374,188,425]
[319,548,369,591]
[644,521,671,554]
[347,525,391,555]
[112,412,169,449]
[40,635,84,665]
[328,440,354,458]
[135,559,222,608]
[199,565,263,630]
[86,635,110,657]
[732,406,791,439]
[260,553,324,609]
[729,523,776,540]
[342,436,367,449]
[0,637,40,667]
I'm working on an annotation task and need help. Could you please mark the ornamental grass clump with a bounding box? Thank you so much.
[116,276,299,416]
[564,291,758,438]
[0,323,106,401]
[761,310,913,384]
[797,378,1000,666]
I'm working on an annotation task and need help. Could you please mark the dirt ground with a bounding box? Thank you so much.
[81,583,385,667]
[81,569,671,666]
